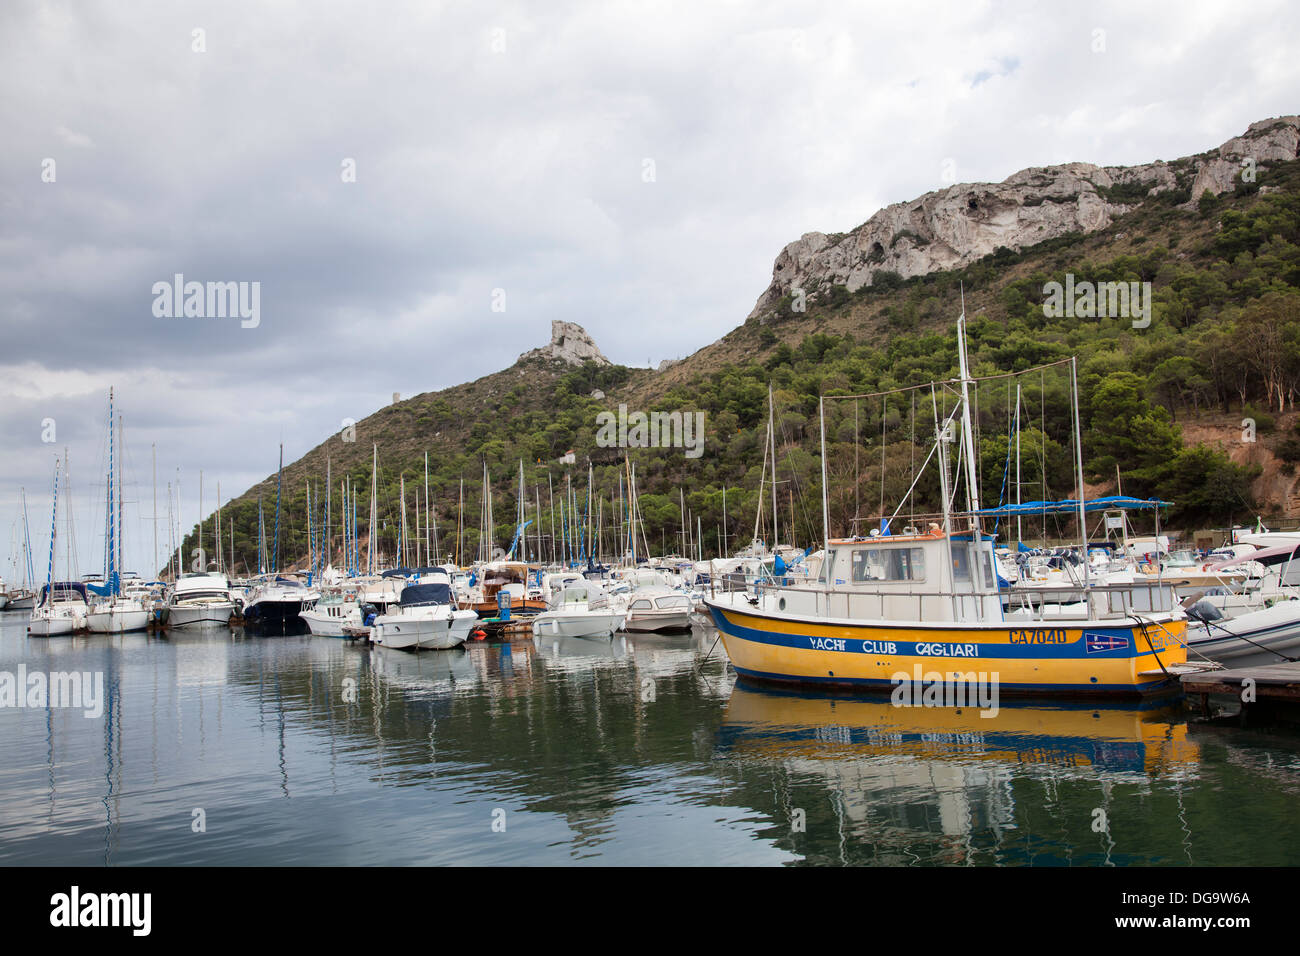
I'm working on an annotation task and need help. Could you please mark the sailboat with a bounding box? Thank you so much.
[3,491,38,610]
[29,455,90,636]
[704,314,1189,696]
[86,391,150,634]
[242,444,317,634]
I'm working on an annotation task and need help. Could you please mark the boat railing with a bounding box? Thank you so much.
[751,579,1180,622]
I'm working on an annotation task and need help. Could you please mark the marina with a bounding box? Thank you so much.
[3,609,1300,867]
[5,2,1300,898]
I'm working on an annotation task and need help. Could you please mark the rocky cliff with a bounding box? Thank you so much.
[517,319,611,366]
[749,115,1300,320]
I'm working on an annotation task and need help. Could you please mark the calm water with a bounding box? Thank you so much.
[2,608,1299,866]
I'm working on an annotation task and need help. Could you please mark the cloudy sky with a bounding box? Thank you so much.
[2,0,1297,579]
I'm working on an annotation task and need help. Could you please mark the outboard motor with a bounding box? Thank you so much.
[1185,598,1223,624]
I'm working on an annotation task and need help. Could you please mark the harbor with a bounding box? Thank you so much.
[5,1,1300,902]
[4,610,1300,867]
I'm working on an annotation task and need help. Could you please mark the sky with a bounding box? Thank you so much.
[1,0,1298,579]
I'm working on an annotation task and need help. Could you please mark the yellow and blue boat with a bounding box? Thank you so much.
[706,527,1187,696]
[707,318,1190,697]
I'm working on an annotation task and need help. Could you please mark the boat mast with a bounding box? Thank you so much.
[368,443,377,573]
[106,389,115,594]
[955,309,981,527]
[753,423,767,549]
[273,444,282,574]
[769,383,778,548]
[45,455,60,594]
[1070,356,1090,589]
[21,487,34,589]
[1014,383,1022,545]
[117,412,124,591]
[818,398,829,584]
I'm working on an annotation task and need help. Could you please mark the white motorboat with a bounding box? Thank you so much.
[372,576,477,650]
[167,572,236,627]
[299,588,368,637]
[28,582,90,636]
[621,587,693,632]
[531,582,626,639]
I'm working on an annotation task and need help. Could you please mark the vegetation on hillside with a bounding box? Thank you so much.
[179,159,1300,574]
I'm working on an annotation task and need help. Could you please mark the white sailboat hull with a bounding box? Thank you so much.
[86,602,150,633]
[28,607,84,636]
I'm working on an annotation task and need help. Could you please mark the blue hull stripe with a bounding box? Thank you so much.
[732,665,1174,695]
[708,605,1159,661]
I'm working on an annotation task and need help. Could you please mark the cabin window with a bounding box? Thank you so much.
[850,547,925,582]
[951,546,971,582]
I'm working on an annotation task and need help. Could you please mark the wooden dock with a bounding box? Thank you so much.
[477,617,535,641]
[1182,662,1300,718]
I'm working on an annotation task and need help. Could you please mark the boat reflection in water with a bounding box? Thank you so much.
[716,684,1201,865]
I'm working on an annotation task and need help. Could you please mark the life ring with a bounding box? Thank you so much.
[471,628,487,641]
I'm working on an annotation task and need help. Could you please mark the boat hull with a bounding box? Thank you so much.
[372,608,475,650]
[704,594,1186,696]
[28,613,78,636]
[299,608,360,637]
[623,609,693,633]
[531,611,626,639]
[167,603,234,628]
[243,600,310,635]
[86,604,150,634]
[1187,600,1300,667]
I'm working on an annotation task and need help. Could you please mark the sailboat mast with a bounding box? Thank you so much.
[400,474,408,567]
[769,383,778,548]
[1070,356,1089,588]
[273,444,282,574]
[117,412,123,588]
[368,444,377,573]
[46,456,60,592]
[106,389,115,592]
[955,311,981,525]
[1014,383,1022,545]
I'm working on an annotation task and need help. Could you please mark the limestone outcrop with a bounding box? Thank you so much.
[749,116,1300,320]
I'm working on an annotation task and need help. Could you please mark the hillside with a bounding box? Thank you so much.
[182,115,1300,575]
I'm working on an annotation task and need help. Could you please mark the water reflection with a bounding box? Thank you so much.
[716,685,1203,865]
[1,611,1298,865]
